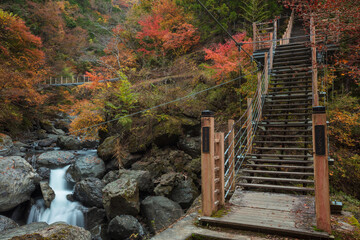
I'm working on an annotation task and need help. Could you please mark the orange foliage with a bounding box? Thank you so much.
[204,33,253,80]
[136,0,199,57]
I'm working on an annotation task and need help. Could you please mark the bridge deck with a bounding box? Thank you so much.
[200,189,331,239]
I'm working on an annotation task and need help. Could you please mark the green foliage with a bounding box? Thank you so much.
[239,0,270,23]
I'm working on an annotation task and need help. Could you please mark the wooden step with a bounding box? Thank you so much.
[265,98,312,103]
[275,48,311,54]
[272,64,311,71]
[240,176,314,184]
[263,113,312,117]
[253,147,312,151]
[257,129,312,133]
[238,183,314,191]
[267,90,311,95]
[246,164,313,170]
[273,59,310,67]
[249,159,313,164]
[263,108,311,112]
[260,119,310,122]
[274,51,311,59]
[270,72,312,78]
[256,135,312,138]
[265,94,311,99]
[271,76,312,81]
[254,140,312,144]
[269,85,312,91]
[242,169,314,176]
[270,80,312,86]
[259,123,311,128]
[264,103,311,108]
[248,153,311,158]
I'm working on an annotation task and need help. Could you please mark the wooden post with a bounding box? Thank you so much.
[312,106,331,233]
[253,22,257,52]
[310,16,319,106]
[227,120,235,192]
[214,132,225,207]
[247,98,253,153]
[269,32,274,70]
[264,52,269,94]
[201,110,215,216]
[257,72,263,119]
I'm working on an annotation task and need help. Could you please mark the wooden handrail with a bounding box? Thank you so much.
[310,15,319,106]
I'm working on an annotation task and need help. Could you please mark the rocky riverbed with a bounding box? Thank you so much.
[0,119,201,239]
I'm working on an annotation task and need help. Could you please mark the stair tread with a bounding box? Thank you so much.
[249,159,314,163]
[267,90,311,95]
[263,113,312,117]
[240,176,314,183]
[266,99,312,103]
[254,140,312,144]
[269,85,312,90]
[242,169,314,175]
[246,164,313,169]
[248,153,311,158]
[271,76,312,81]
[270,80,312,86]
[258,123,312,127]
[273,59,310,66]
[253,147,312,151]
[264,103,311,107]
[260,119,311,122]
[256,135,312,138]
[271,72,312,77]
[238,183,314,191]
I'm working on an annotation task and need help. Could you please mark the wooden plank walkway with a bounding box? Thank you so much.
[200,190,331,239]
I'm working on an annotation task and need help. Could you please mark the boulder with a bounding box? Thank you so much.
[122,154,142,169]
[102,178,140,219]
[66,154,105,182]
[38,138,57,148]
[184,158,201,185]
[0,156,40,212]
[0,133,13,156]
[57,135,82,150]
[74,178,104,208]
[97,136,117,162]
[107,215,145,240]
[0,215,18,232]
[177,136,201,158]
[141,196,183,233]
[118,169,153,194]
[40,181,55,208]
[37,151,75,167]
[1,222,91,240]
[102,170,119,185]
[170,178,199,209]
[84,207,106,230]
[154,172,181,197]
[131,148,192,179]
[37,167,50,180]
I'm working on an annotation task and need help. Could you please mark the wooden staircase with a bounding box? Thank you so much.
[239,24,315,193]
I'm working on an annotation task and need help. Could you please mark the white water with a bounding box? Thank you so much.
[27,165,85,227]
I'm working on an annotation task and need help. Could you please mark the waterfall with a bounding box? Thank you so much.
[27,165,85,227]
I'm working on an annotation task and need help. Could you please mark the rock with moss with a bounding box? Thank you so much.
[74,178,104,208]
[83,207,106,230]
[178,136,201,158]
[37,151,75,167]
[154,172,181,197]
[184,158,201,185]
[0,156,40,212]
[102,178,140,219]
[0,133,14,156]
[0,215,18,232]
[107,215,145,240]
[66,154,105,182]
[40,181,55,208]
[118,169,153,194]
[57,135,82,150]
[131,148,192,179]
[141,196,183,233]
[102,170,119,185]
[2,222,91,240]
[170,178,199,209]
[97,136,117,162]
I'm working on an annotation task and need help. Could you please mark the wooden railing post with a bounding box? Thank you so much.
[247,98,253,153]
[227,120,235,192]
[264,52,269,94]
[310,15,319,106]
[201,110,215,216]
[253,22,257,51]
[214,132,225,207]
[257,72,263,119]
[269,32,274,69]
[312,106,331,233]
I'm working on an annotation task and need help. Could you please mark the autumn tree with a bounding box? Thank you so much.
[135,0,200,59]
[0,9,47,130]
